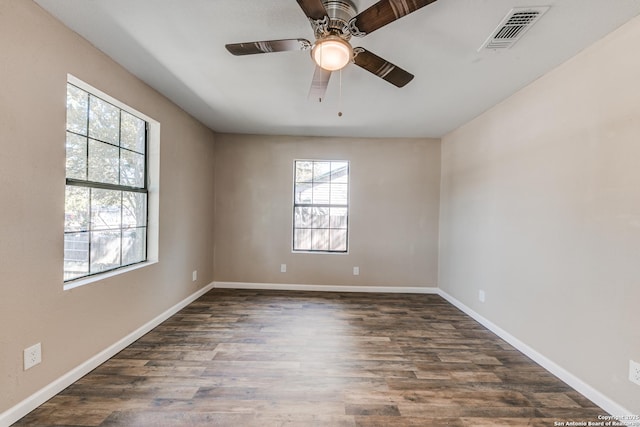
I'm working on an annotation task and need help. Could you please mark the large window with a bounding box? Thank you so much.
[293,160,349,252]
[64,82,148,282]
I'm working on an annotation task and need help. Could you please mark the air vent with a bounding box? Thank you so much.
[479,6,549,50]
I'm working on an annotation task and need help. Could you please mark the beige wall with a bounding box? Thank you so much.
[439,15,640,413]
[214,134,440,287]
[0,0,215,412]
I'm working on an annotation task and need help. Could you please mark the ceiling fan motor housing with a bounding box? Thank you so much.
[321,0,357,38]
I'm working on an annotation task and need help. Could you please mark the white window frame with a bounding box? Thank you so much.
[63,75,160,290]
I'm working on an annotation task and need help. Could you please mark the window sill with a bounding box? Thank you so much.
[63,260,158,291]
[292,250,349,255]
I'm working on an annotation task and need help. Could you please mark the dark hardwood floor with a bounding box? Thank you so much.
[15,289,605,426]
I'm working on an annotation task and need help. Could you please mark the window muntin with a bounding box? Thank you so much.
[64,83,148,282]
[293,160,349,252]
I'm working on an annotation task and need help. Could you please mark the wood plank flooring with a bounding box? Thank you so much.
[14,289,605,426]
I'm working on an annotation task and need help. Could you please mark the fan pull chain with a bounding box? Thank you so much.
[338,68,343,117]
[319,47,323,103]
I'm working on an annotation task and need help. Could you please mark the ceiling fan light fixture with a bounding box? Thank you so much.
[312,36,352,71]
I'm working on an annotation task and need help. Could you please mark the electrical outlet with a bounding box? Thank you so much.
[479,290,486,303]
[280,264,287,273]
[24,343,42,370]
[630,359,640,386]
[353,266,360,276]
[192,270,197,282]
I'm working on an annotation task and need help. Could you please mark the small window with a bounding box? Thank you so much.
[64,82,148,282]
[293,160,349,253]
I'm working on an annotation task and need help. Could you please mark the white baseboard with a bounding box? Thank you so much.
[0,282,216,427]
[436,289,633,419]
[213,281,439,294]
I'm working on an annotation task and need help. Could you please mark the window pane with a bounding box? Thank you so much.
[312,182,330,204]
[295,161,313,183]
[89,95,120,144]
[90,230,121,273]
[330,229,347,252]
[311,207,329,228]
[331,162,349,183]
[64,232,89,280]
[294,228,311,251]
[311,229,330,251]
[329,207,348,229]
[88,139,119,185]
[330,183,348,205]
[91,189,122,231]
[66,84,88,135]
[65,186,90,232]
[294,206,312,228]
[66,132,87,180]
[122,228,146,265]
[295,183,312,204]
[120,149,145,188]
[122,192,147,228]
[313,161,331,182]
[121,111,146,154]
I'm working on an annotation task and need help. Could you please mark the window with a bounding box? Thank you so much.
[64,82,148,282]
[293,160,349,252]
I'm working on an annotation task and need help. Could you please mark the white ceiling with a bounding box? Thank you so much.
[35,0,640,138]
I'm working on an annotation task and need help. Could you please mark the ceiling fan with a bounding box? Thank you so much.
[225,0,437,101]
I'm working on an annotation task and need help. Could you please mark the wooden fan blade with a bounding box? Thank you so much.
[296,0,329,21]
[349,0,437,37]
[353,48,414,87]
[308,66,332,102]
[225,38,311,56]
